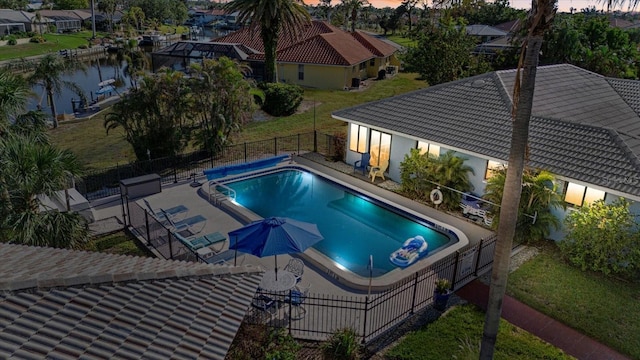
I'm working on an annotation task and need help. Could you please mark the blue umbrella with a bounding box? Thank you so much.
[228,217,323,279]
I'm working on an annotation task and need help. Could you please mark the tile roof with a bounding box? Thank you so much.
[332,65,640,198]
[0,244,263,359]
[214,20,394,66]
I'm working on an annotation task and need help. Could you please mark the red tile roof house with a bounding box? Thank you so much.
[333,64,640,240]
[213,20,401,89]
[0,243,263,359]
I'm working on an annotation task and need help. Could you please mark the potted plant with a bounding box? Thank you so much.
[433,278,451,311]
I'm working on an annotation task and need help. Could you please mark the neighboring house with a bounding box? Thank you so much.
[0,9,39,34]
[213,20,400,89]
[38,9,91,32]
[333,64,640,240]
[465,24,507,44]
[0,243,262,359]
[151,41,261,72]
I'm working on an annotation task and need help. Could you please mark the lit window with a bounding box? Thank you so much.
[564,182,606,206]
[417,141,440,157]
[370,130,391,167]
[583,188,605,205]
[349,124,368,153]
[485,160,504,179]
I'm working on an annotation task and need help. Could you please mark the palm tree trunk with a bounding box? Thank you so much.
[262,30,278,83]
[48,89,58,128]
[478,33,544,360]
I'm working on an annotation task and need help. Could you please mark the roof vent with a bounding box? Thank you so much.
[471,79,486,88]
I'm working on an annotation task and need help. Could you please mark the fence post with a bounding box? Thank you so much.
[145,211,151,246]
[244,143,247,163]
[274,137,277,156]
[313,130,317,153]
[173,165,177,183]
[288,289,293,335]
[451,251,460,289]
[410,272,419,314]
[121,194,128,228]
[297,133,300,154]
[168,229,173,260]
[361,296,369,344]
[474,239,484,276]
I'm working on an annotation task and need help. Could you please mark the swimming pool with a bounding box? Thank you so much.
[218,167,464,279]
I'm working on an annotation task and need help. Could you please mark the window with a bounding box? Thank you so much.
[485,160,505,179]
[417,141,440,157]
[359,62,366,70]
[298,64,304,81]
[564,182,605,206]
[370,130,391,167]
[369,59,375,66]
[349,124,368,153]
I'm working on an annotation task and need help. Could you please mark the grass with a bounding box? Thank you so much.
[49,72,426,168]
[0,31,98,60]
[84,230,152,257]
[385,34,417,48]
[507,243,640,359]
[385,305,574,360]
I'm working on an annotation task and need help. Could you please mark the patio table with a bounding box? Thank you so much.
[259,270,297,292]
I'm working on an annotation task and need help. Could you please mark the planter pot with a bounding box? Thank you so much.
[433,291,451,311]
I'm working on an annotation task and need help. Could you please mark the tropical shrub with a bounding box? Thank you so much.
[6,35,17,45]
[321,328,361,360]
[399,149,474,209]
[483,168,564,243]
[260,82,304,116]
[29,36,46,43]
[559,199,640,279]
[265,328,301,360]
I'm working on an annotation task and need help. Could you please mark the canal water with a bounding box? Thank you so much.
[28,28,227,116]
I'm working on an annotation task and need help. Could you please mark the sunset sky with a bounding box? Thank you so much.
[307,0,622,13]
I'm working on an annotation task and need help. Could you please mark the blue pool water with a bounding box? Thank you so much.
[222,169,456,277]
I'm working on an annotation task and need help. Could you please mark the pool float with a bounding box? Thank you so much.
[389,235,428,267]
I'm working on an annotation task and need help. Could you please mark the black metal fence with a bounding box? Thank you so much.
[77,131,328,201]
[125,191,511,344]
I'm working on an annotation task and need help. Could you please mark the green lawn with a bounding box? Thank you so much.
[507,244,640,359]
[385,34,417,48]
[0,31,98,60]
[84,230,152,257]
[385,305,574,360]
[50,73,426,168]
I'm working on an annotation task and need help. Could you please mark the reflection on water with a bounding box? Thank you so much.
[28,57,131,115]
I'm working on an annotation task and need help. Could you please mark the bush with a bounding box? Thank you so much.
[260,83,304,117]
[30,36,46,43]
[321,328,361,360]
[559,199,640,280]
[6,35,17,45]
[78,44,88,49]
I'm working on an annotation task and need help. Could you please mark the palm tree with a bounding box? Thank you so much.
[224,0,311,83]
[479,0,556,358]
[431,151,474,210]
[28,54,86,129]
[0,68,31,131]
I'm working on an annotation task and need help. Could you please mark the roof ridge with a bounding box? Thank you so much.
[0,243,263,292]
[608,128,640,173]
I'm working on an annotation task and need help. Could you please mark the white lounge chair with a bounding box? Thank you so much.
[161,209,206,236]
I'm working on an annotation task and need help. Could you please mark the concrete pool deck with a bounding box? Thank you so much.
[89,153,494,297]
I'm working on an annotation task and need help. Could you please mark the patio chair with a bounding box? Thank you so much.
[143,199,188,222]
[353,153,371,175]
[251,294,278,322]
[286,281,310,320]
[161,209,206,237]
[369,160,389,182]
[173,230,226,253]
[283,258,305,282]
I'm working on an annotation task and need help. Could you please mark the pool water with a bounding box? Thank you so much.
[222,169,456,277]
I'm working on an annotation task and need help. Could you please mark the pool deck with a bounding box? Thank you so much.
[89,154,494,297]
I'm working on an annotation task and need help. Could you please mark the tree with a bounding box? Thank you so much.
[483,168,563,242]
[28,54,86,129]
[479,0,556,358]
[53,0,88,9]
[188,58,255,156]
[224,0,311,83]
[560,199,640,279]
[0,68,31,132]
[342,0,369,32]
[123,6,145,33]
[97,0,117,33]
[404,18,491,85]
[430,151,474,210]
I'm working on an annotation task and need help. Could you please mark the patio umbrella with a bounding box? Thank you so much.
[228,217,323,279]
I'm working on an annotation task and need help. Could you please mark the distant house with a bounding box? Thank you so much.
[213,20,400,89]
[465,24,507,43]
[333,64,640,240]
[0,9,50,34]
[38,9,91,32]
[0,243,262,359]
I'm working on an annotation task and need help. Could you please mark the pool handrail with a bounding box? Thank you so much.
[208,179,236,204]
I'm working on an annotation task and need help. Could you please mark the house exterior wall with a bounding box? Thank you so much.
[278,63,349,89]
[345,120,640,241]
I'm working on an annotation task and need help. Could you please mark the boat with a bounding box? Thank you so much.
[389,235,428,267]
